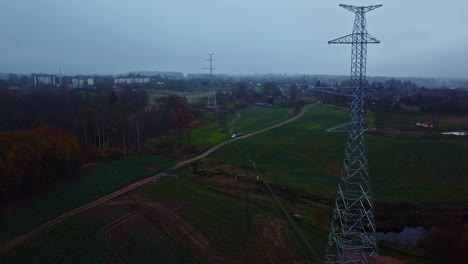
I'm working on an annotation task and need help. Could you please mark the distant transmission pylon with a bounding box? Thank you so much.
[203,53,217,108]
[324,4,382,264]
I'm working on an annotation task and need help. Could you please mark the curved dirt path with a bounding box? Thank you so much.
[0,105,310,253]
[229,112,241,135]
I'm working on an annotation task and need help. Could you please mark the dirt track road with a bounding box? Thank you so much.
[0,105,310,253]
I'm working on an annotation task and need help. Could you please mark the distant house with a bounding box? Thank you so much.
[416,121,436,128]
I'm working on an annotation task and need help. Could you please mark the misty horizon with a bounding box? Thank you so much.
[2,0,468,78]
[3,71,468,83]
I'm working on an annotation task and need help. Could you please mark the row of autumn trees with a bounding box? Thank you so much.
[0,87,196,203]
[0,127,81,202]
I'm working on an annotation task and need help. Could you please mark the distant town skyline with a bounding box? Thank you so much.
[3,71,467,82]
[1,0,467,78]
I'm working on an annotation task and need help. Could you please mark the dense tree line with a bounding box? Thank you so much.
[0,87,199,203]
[403,89,468,113]
[0,87,148,151]
[0,87,147,131]
[309,78,468,115]
[231,83,260,103]
[0,87,148,203]
[141,95,193,139]
[231,82,283,104]
[0,126,81,203]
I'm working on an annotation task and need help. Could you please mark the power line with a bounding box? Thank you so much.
[240,191,275,264]
[250,161,323,264]
[230,112,323,263]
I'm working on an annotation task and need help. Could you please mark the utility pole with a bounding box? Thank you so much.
[324,4,382,264]
[203,53,217,107]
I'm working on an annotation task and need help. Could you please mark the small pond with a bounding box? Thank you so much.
[372,226,433,247]
[442,131,467,136]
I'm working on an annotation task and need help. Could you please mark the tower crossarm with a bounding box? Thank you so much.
[339,4,382,13]
[328,33,380,45]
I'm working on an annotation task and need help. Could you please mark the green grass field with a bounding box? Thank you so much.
[0,171,312,264]
[189,123,228,148]
[234,106,295,134]
[105,216,198,264]
[139,174,251,260]
[137,172,320,263]
[211,105,468,203]
[188,105,295,149]
[211,106,346,196]
[0,155,175,244]
[0,207,124,264]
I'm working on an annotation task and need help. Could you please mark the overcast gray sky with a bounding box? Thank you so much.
[1,0,467,78]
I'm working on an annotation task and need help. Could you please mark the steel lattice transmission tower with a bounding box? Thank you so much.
[203,53,217,107]
[324,4,382,264]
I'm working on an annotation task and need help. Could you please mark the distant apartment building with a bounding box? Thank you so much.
[72,78,85,88]
[114,76,152,85]
[33,74,61,86]
[71,77,95,88]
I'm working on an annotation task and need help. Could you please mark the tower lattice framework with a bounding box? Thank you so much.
[325,4,382,264]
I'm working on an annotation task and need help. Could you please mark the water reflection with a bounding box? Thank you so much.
[372,227,431,247]
[442,131,467,136]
